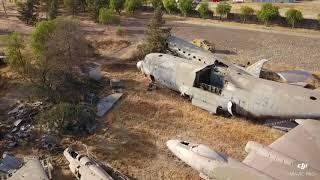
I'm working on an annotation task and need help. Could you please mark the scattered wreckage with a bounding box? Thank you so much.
[1,101,44,148]
[64,147,129,180]
[167,119,320,180]
[0,153,53,180]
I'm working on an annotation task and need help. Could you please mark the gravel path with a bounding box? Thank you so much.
[169,20,320,72]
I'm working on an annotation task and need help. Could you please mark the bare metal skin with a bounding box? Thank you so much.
[64,148,128,180]
[166,119,320,180]
[137,53,320,119]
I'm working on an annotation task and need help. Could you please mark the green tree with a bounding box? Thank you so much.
[285,8,303,28]
[124,0,142,14]
[17,0,39,25]
[98,7,120,25]
[151,0,162,8]
[137,6,170,58]
[216,2,231,19]
[31,20,56,58]
[31,18,93,88]
[5,33,28,75]
[240,6,254,23]
[178,0,192,17]
[163,0,176,15]
[110,0,124,14]
[86,0,109,21]
[197,1,212,19]
[257,3,279,26]
[48,0,58,19]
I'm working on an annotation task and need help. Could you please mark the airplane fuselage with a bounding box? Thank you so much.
[138,53,320,120]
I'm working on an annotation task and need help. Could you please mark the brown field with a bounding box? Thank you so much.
[1,1,320,179]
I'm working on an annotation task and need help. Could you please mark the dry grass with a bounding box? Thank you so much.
[76,64,283,179]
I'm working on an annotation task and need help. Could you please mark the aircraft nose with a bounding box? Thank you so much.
[166,139,180,151]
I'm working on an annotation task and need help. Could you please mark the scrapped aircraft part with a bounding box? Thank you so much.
[277,70,315,84]
[139,53,320,120]
[166,140,274,180]
[244,119,320,180]
[0,153,22,174]
[64,148,129,180]
[263,119,298,131]
[167,120,320,179]
[166,36,251,75]
[110,79,123,93]
[79,62,102,81]
[245,59,269,78]
[1,156,53,180]
[227,101,234,116]
[191,39,215,53]
[96,93,123,117]
[8,157,53,180]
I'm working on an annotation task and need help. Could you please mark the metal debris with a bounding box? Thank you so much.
[79,62,102,81]
[64,147,129,180]
[96,93,123,117]
[110,79,123,93]
[2,101,44,149]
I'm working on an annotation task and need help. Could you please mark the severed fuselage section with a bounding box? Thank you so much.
[137,53,320,120]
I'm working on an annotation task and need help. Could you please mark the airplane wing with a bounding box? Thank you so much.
[243,120,320,180]
[245,59,269,78]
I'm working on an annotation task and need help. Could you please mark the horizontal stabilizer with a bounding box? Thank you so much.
[246,59,269,77]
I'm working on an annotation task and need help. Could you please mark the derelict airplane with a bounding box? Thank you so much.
[137,53,320,120]
[167,119,320,180]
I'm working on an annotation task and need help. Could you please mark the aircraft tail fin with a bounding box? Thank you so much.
[245,59,269,78]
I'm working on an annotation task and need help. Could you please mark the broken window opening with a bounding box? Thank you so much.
[183,51,186,53]
[158,54,163,57]
[178,48,181,51]
[193,56,196,59]
[70,151,78,159]
[310,96,317,100]
[194,65,224,95]
[181,141,190,146]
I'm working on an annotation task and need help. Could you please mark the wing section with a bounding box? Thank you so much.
[243,119,320,180]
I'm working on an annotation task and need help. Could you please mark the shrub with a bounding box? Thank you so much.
[110,0,125,14]
[216,2,231,19]
[124,0,142,14]
[37,103,96,135]
[163,0,177,15]
[137,6,170,58]
[151,0,162,8]
[257,3,279,26]
[116,26,126,36]
[197,2,212,19]
[178,0,193,17]
[5,33,29,75]
[98,7,120,25]
[285,8,303,28]
[86,0,109,21]
[240,6,254,23]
